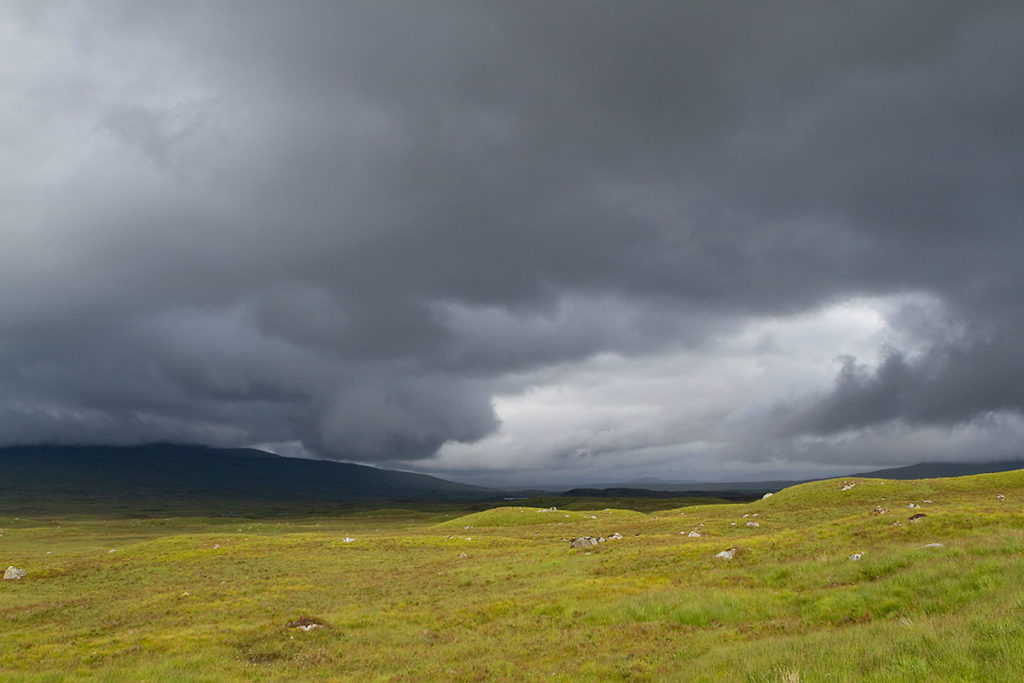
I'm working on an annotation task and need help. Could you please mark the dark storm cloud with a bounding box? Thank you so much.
[1,1,1022,471]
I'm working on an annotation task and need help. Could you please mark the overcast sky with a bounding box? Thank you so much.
[2,1,1022,485]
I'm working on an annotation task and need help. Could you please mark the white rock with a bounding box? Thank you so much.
[715,548,736,560]
[996,494,1005,500]
[342,537,355,543]
[762,492,774,499]
[849,552,863,560]
[745,521,760,528]
[923,543,944,549]
[609,532,623,540]
[687,531,701,538]
[4,566,26,580]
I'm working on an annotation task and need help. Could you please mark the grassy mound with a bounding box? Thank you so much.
[433,505,647,528]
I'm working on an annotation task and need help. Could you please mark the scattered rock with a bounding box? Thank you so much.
[923,499,933,504]
[457,552,468,559]
[841,482,856,491]
[762,492,774,499]
[729,522,737,526]
[745,520,760,528]
[549,507,558,512]
[849,552,864,561]
[4,566,26,580]
[608,532,623,540]
[287,616,324,631]
[687,530,701,538]
[715,547,737,560]
[742,514,749,518]
[908,513,927,522]
[923,543,944,549]
[908,503,920,509]
[570,537,599,550]
[597,537,606,543]
[212,544,221,549]
[108,549,118,553]
[342,537,355,543]
[871,506,887,515]
[996,494,1005,501]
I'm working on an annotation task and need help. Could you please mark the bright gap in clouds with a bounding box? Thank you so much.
[424,294,934,486]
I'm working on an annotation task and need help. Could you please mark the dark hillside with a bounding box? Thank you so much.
[0,444,495,512]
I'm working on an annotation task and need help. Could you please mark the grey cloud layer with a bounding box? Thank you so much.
[2,2,1022,470]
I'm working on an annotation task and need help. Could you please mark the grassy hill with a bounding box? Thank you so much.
[3,467,1024,679]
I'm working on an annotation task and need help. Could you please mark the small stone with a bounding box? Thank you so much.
[745,520,760,528]
[687,530,701,538]
[342,537,355,543]
[923,543,944,549]
[762,492,774,499]
[715,547,737,560]
[609,532,623,540]
[849,552,863,560]
[3,566,26,580]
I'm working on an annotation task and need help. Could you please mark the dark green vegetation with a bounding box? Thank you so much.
[4,468,1024,680]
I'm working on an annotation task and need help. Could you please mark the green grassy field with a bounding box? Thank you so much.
[3,471,1024,681]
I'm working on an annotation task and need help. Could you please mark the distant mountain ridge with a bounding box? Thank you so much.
[560,460,1024,498]
[0,444,495,511]
[848,459,1024,480]
[4,443,1021,512]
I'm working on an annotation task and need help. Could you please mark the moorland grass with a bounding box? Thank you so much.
[3,472,1024,680]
